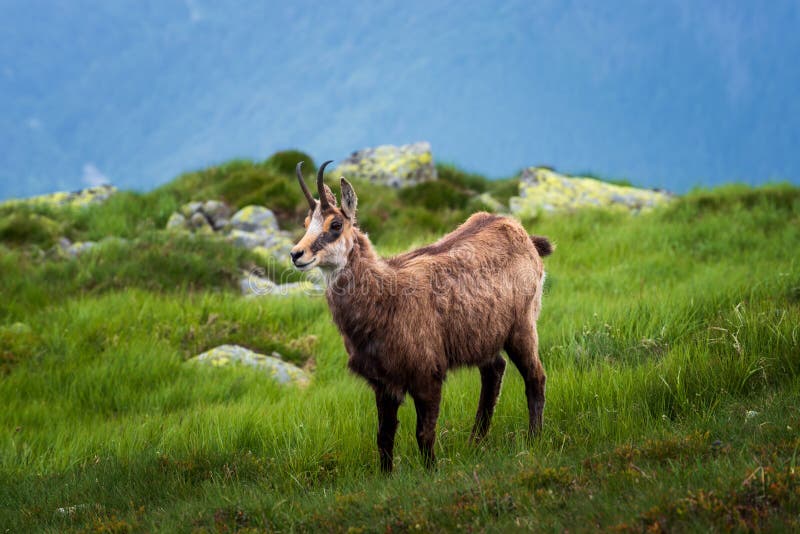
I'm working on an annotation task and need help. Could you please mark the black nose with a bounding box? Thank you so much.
[290,250,304,263]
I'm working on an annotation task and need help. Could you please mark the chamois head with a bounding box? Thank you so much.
[290,160,358,272]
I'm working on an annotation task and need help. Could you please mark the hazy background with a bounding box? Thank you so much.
[2,0,799,199]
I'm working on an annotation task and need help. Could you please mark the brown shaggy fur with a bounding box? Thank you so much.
[291,171,551,473]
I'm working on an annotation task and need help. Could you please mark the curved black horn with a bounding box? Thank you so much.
[317,160,334,210]
[295,161,316,210]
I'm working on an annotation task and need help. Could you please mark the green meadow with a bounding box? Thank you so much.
[1,153,799,532]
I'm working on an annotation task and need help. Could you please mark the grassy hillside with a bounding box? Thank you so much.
[1,155,799,532]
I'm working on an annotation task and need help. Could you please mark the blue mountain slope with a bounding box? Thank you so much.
[1,1,799,199]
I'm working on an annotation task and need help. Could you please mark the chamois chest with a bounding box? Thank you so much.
[327,288,414,382]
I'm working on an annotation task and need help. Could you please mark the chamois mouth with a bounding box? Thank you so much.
[294,257,317,270]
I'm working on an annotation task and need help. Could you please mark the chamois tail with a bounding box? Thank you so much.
[530,235,553,257]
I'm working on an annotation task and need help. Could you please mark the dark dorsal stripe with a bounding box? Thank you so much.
[389,213,502,263]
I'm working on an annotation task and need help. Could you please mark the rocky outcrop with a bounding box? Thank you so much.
[188,344,310,387]
[165,202,295,262]
[336,142,437,188]
[166,200,232,233]
[510,167,673,216]
[227,205,295,262]
[230,205,277,232]
[1,184,117,209]
[165,202,320,295]
[56,237,96,258]
[53,236,129,259]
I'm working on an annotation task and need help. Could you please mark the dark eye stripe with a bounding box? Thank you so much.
[310,228,341,253]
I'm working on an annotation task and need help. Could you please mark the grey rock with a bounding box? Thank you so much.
[56,237,97,258]
[66,241,96,257]
[228,229,266,249]
[165,212,187,230]
[202,200,230,222]
[189,344,310,386]
[211,217,230,231]
[231,205,278,232]
[510,167,674,216]
[1,185,117,210]
[163,201,302,268]
[240,273,276,296]
[181,202,203,218]
[336,142,437,188]
[167,200,231,232]
[239,272,322,297]
[189,212,213,233]
[227,228,296,252]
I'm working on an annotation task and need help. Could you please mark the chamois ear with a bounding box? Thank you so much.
[340,178,357,220]
[322,184,337,207]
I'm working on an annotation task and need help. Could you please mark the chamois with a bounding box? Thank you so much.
[291,161,552,472]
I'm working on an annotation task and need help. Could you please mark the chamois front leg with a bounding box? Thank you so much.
[411,382,442,470]
[374,385,401,473]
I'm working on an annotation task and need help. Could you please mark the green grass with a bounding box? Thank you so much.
[0,157,799,531]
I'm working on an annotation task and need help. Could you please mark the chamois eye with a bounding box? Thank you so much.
[330,220,342,232]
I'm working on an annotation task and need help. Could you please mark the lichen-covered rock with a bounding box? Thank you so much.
[240,271,322,297]
[1,184,117,209]
[180,202,203,218]
[67,241,96,257]
[240,273,276,295]
[56,237,96,258]
[231,205,278,232]
[251,242,293,264]
[202,200,230,223]
[164,201,298,265]
[165,212,187,231]
[189,344,310,386]
[336,142,437,188]
[228,228,294,258]
[211,217,230,231]
[53,236,130,259]
[189,212,214,234]
[509,167,673,216]
[169,203,279,237]
[471,192,505,213]
[163,201,311,277]
[227,207,294,262]
[228,229,265,249]
[170,200,231,233]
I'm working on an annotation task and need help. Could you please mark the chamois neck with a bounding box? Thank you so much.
[325,228,387,295]
[350,228,380,265]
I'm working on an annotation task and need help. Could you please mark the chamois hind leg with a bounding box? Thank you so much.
[374,384,401,473]
[505,319,546,436]
[410,382,442,470]
[470,354,507,443]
